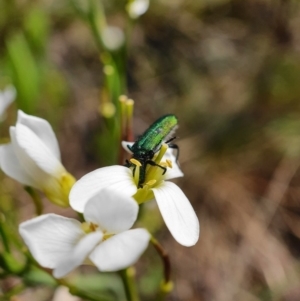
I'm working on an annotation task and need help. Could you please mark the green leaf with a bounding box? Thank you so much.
[72,273,126,301]
[0,252,25,274]
[6,32,40,114]
[23,266,57,287]
[23,7,50,53]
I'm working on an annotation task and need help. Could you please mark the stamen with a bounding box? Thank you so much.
[145,179,157,187]
[130,158,141,185]
[89,223,98,232]
[130,158,142,166]
[166,159,172,168]
[143,143,168,182]
[103,233,114,241]
[154,143,168,165]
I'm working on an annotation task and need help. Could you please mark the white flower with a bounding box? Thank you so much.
[0,85,16,121]
[101,26,125,51]
[19,188,150,278]
[126,0,149,19]
[70,145,199,247]
[0,110,75,207]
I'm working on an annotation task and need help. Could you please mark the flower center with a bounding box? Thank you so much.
[81,222,114,241]
[81,222,98,233]
[131,144,172,204]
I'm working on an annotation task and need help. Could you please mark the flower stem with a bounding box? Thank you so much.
[87,0,105,50]
[0,213,10,252]
[119,267,140,301]
[24,186,43,215]
[150,236,173,299]
[60,281,115,301]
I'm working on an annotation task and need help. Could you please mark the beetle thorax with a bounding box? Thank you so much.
[132,148,154,163]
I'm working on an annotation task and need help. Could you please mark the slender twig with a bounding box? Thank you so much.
[150,236,173,300]
[150,236,171,284]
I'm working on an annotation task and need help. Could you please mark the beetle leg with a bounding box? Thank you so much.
[124,159,137,177]
[146,160,167,175]
[168,143,179,161]
[165,136,176,144]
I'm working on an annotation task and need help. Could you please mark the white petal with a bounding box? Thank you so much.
[121,141,133,154]
[152,182,199,247]
[70,166,137,213]
[127,0,149,19]
[0,143,38,188]
[161,148,183,180]
[164,167,184,180]
[53,231,103,278]
[0,86,16,120]
[12,124,65,182]
[19,214,85,269]
[101,26,125,51]
[17,110,61,160]
[84,188,138,234]
[3,85,17,103]
[89,229,150,271]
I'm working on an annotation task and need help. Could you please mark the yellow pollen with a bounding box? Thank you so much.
[89,223,98,232]
[129,158,141,186]
[159,162,167,168]
[166,159,172,168]
[145,179,157,186]
[130,158,142,166]
[103,233,114,241]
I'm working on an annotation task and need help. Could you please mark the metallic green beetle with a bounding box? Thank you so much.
[125,114,178,188]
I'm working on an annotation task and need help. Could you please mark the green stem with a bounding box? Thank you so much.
[62,281,115,301]
[76,212,85,222]
[0,213,10,252]
[119,267,140,301]
[24,186,43,215]
[87,0,105,50]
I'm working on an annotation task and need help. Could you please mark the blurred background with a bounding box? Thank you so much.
[1,0,300,300]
